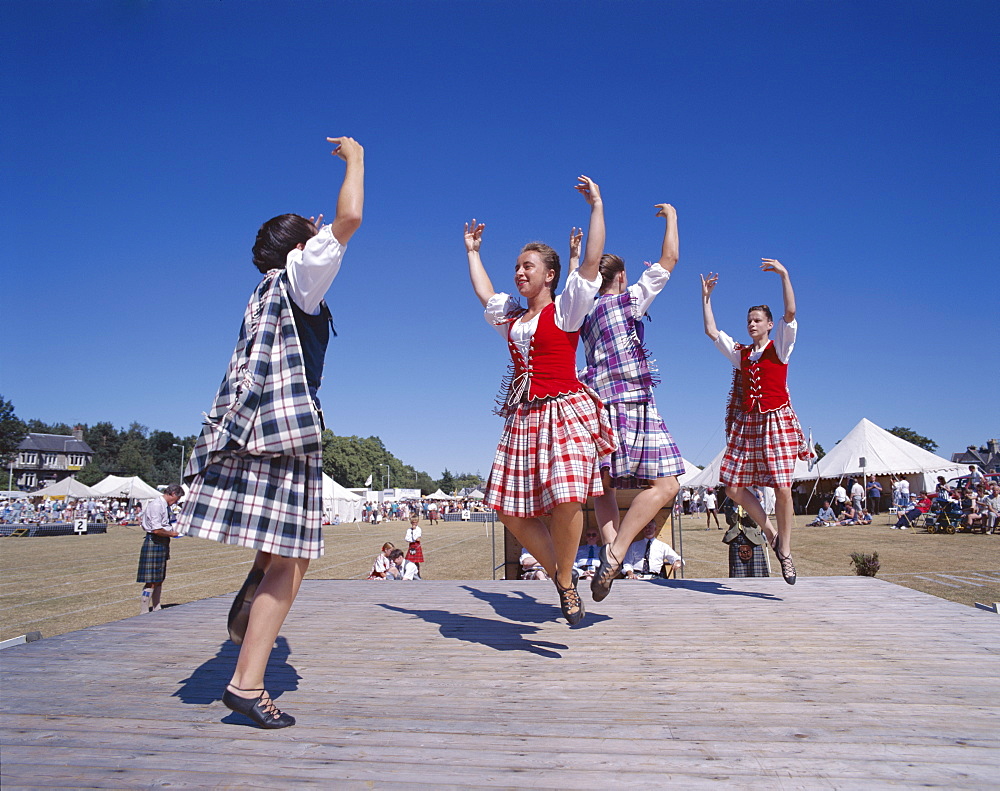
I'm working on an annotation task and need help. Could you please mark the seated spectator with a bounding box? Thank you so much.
[368,542,395,580]
[892,494,932,529]
[837,503,859,525]
[857,509,872,525]
[807,501,836,526]
[574,528,603,580]
[520,548,548,580]
[386,548,420,580]
[622,521,683,580]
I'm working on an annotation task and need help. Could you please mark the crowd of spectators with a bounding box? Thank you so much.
[1,496,144,525]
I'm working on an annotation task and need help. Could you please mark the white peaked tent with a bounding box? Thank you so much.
[30,477,99,499]
[684,449,725,488]
[675,457,700,486]
[466,489,486,500]
[424,490,454,500]
[322,473,363,523]
[91,475,162,500]
[799,418,965,492]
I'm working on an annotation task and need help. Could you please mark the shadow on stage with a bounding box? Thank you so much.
[172,635,301,724]
[379,596,576,658]
[654,579,783,600]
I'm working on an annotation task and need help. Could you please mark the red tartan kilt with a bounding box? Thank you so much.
[720,404,808,489]
[485,389,615,518]
[407,541,424,563]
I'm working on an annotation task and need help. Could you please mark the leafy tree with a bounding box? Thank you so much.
[814,442,826,461]
[117,433,154,480]
[437,468,455,494]
[76,461,105,486]
[888,426,937,453]
[84,422,122,467]
[24,419,73,435]
[452,471,486,493]
[0,396,27,466]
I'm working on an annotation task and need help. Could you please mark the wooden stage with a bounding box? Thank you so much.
[2,578,998,789]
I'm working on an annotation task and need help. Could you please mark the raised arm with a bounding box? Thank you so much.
[654,203,679,273]
[761,258,795,322]
[575,175,604,282]
[700,272,721,341]
[326,136,364,244]
[465,219,495,307]
[567,226,583,275]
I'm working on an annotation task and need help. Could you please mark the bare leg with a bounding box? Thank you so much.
[500,514,557,579]
[228,554,310,694]
[726,486,777,544]
[773,486,794,555]
[593,470,619,544]
[548,502,585,589]
[609,476,679,562]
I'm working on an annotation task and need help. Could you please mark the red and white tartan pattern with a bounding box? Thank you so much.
[485,389,616,518]
[180,452,324,559]
[720,404,809,489]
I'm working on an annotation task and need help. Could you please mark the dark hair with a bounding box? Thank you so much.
[520,242,560,298]
[163,484,184,497]
[252,214,317,274]
[598,254,625,289]
[388,549,404,561]
[747,304,773,322]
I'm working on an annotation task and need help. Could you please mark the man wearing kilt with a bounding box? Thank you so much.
[137,484,184,613]
[464,176,614,626]
[701,260,812,585]
[177,137,364,729]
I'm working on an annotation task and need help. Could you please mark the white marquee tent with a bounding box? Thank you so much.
[795,418,965,492]
[322,473,364,523]
[684,450,725,489]
[91,475,162,500]
[676,457,701,486]
[29,477,99,499]
[424,490,454,500]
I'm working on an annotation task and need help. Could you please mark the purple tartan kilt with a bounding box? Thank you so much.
[178,452,324,559]
[720,404,808,489]
[485,389,616,518]
[601,400,685,489]
[728,533,769,577]
[136,534,170,583]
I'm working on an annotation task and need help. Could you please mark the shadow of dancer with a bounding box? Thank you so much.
[459,585,611,627]
[173,636,301,724]
[652,579,783,601]
[378,603,569,658]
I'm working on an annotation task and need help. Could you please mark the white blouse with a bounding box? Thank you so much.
[484,270,601,362]
[715,318,797,367]
[285,224,346,315]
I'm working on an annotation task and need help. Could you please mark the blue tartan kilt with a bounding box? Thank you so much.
[728,533,769,577]
[178,452,324,559]
[136,534,170,583]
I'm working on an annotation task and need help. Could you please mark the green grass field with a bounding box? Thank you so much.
[1,513,996,641]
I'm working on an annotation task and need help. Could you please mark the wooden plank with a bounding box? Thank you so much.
[2,578,998,789]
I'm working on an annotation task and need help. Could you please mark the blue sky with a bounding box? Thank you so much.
[3,0,997,483]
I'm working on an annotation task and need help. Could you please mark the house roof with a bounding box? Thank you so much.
[18,433,94,455]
